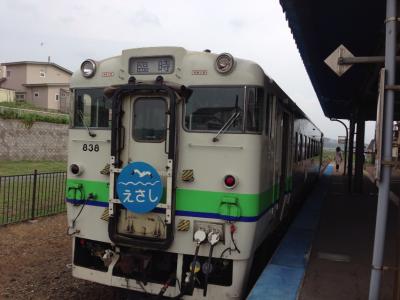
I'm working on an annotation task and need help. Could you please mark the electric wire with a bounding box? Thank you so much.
[66,186,87,235]
[220,229,241,258]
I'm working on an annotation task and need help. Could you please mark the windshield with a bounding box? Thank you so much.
[73,88,111,128]
[184,87,244,132]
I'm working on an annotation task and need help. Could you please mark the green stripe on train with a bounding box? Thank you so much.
[66,178,292,218]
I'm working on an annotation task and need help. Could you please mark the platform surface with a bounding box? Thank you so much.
[248,164,397,300]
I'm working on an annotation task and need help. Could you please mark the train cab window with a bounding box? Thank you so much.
[246,88,264,133]
[133,98,166,142]
[184,87,244,132]
[73,88,111,128]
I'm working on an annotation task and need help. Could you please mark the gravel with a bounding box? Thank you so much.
[0,214,115,299]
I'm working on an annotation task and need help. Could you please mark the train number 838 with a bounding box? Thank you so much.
[82,143,100,152]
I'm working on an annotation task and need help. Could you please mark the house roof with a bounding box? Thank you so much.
[279,0,399,121]
[2,61,72,75]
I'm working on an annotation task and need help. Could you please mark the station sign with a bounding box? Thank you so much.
[338,136,347,144]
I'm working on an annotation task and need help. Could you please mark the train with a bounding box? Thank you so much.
[66,47,323,299]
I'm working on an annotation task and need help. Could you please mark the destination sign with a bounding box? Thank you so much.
[129,56,174,75]
[116,161,164,213]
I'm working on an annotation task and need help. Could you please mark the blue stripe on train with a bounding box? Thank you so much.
[65,198,275,222]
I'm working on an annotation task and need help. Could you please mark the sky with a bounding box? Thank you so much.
[0,0,375,141]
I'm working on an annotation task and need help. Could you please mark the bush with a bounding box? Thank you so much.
[0,108,69,126]
[0,101,59,112]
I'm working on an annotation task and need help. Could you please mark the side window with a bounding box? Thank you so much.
[133,98,166,142]
[299,134,303,161]
[310,139,313,157]
[246,88,263,133]
[314,140,317,156]
[304,137,308,159]
[310,139,313,158]
[294,132,298,162]
[265,93,273,137]
[311,140,314,157]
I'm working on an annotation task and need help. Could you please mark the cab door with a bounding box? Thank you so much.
[108,86,178,249]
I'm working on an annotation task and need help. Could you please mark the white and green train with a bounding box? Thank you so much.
[66,47,323,299]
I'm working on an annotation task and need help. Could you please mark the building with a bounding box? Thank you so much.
[0,61,72,111]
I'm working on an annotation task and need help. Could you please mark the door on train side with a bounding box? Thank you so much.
[279,111,290,200]
[274,104,290,219]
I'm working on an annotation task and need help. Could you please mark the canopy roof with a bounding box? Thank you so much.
[279,0,399,120]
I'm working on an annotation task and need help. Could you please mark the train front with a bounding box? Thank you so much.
[66,47,267,299]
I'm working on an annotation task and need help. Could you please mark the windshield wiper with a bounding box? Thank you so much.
[212,112,241,142]
[78,111,96,137]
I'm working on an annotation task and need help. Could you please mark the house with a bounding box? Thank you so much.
[0,61,72,111]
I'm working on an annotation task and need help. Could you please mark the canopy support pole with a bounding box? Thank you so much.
[368,0,397,298]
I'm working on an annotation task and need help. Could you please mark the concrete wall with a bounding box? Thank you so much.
[0,118,68,161]
[0,89,15,102]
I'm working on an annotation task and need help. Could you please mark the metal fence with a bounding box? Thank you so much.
[0,170,67,225]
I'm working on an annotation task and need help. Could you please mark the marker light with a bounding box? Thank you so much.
[215,53,235,74]
[224,175,238,189]
[81,59,96,78]
[70,163,83,176]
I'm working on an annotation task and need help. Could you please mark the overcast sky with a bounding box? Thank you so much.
[0,0,375,141]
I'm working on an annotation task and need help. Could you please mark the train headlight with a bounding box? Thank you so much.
[80,59,96,78]
[223,174,238,189]
[215,53,235,74]
[70,163,84,176]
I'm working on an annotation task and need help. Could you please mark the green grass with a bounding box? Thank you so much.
[0,101,69,126]
[0,109,69,126]
[0,101,64,113]
[323,149,336,163]
[0,160,67,176]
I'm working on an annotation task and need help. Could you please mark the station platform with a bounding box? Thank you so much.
[248,164,397,300]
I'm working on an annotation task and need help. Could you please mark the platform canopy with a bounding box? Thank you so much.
[279,0,400,120]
